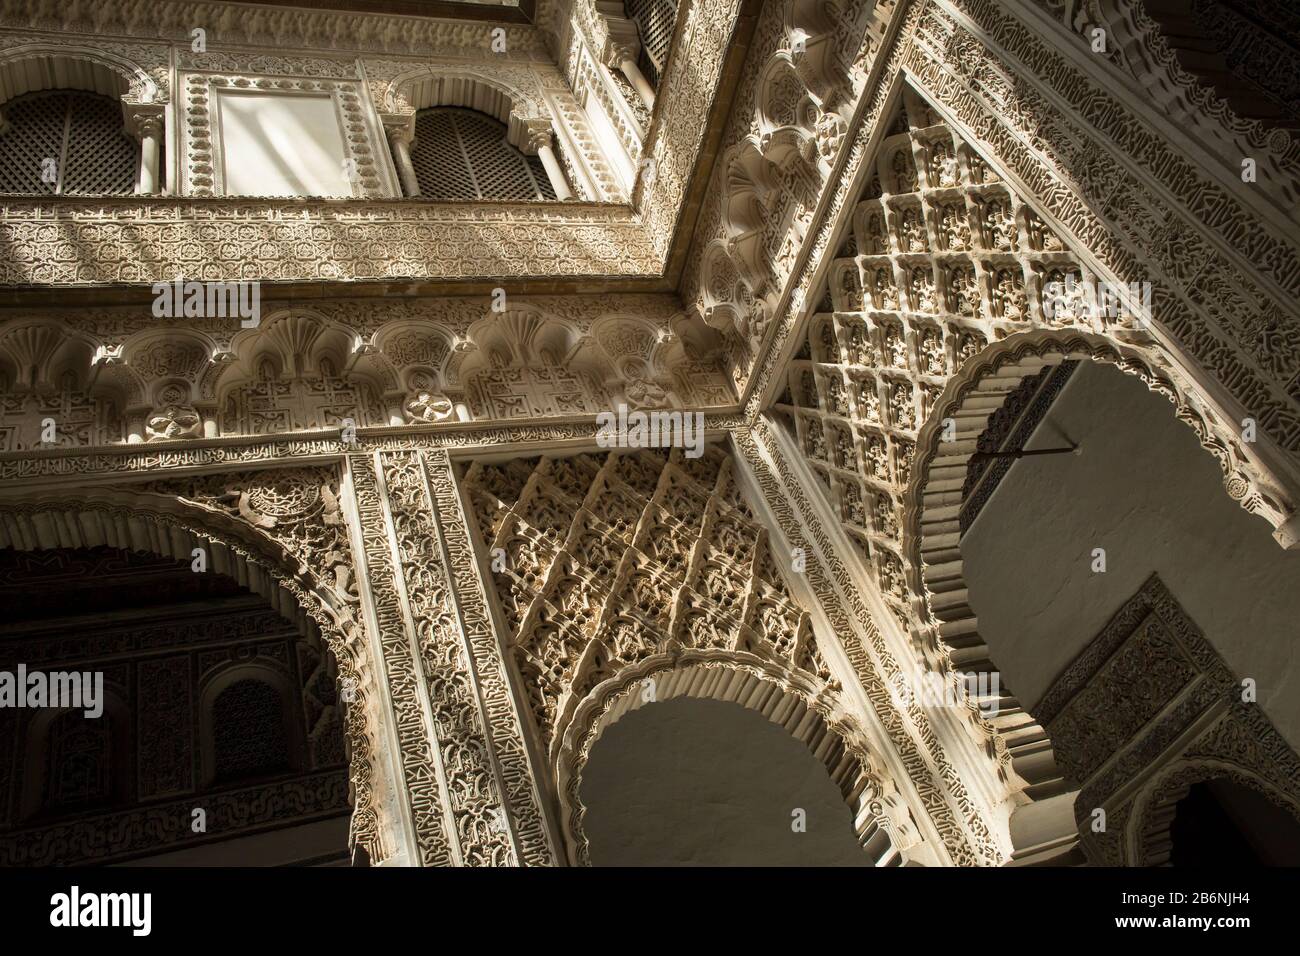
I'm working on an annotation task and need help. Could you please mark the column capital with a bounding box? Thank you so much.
[380,111,416,145]
[124,102,165,141]
[520,117,553,156]
[601,35,639,71]
[598,12,642,71]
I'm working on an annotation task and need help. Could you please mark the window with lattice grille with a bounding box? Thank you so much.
[626,0,679,90]
[408,107,558,201]
[0,90,137,196]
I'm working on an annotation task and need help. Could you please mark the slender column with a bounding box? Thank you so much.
[525,124,573,201]
[386,123,421,198]
[599,11,655,111]
[124,410,147,444]
[619,57,656,112]
[196,402,220,439]
[379,119,418,197]
[537,143,573,200]
[127,106,164,195]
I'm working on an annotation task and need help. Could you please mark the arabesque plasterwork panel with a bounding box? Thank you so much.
[1,0,1298,868]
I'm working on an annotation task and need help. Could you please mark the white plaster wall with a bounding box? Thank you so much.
[963,361,1300,750]
[217,90,351,197]
[579,697,869,865]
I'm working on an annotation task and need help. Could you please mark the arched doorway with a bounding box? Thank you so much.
[579,695,869,865]
[0,484,389,866]
[1163,777,1300,867]
[944,358,1300,865]
[555,656,918,867]
[0,544,352,866]
[960,359,1300,733]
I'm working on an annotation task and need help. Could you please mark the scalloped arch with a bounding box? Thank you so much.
[0,43,162,105]
[899,328,1297,812]
[554,649,925,867]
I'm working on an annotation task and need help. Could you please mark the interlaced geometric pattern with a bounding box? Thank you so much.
[0,91,136,196]
[219,361,385,435]
[626,0,678,90]
[408,107,557,201]
[459,446,832,750]
[775,92,1088,621]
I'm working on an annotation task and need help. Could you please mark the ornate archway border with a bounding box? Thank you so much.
[900,328,1295,803]
[553,648,926,867]
[0,41,165,104]
[1127,759,1300,867]
[741,1,1300,497]
[385,67,543,124]
[0,485,390,865]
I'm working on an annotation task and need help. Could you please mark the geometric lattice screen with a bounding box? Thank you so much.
[626,0,678,89]
[408,106,558,201]
[0,90,137,196]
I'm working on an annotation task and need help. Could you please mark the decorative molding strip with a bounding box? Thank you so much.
[421,448,557,864]
[346,452,457,865]
[735,417,1001,865]
[0,414,746,484]
[0,3,552,59]
[0,197,657,285]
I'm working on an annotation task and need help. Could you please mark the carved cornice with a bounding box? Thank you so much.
[0,197,659,286]
[0,2,552,58]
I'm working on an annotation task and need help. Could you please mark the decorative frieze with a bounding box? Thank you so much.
[0,2,552,60]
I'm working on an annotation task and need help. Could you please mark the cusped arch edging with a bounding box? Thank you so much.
[1127,760,1300,867]
[0,42,164,104]
[899,329,1298,816]
[553,647,931,867]
[385,68,546,153]
[0,487,386,865]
